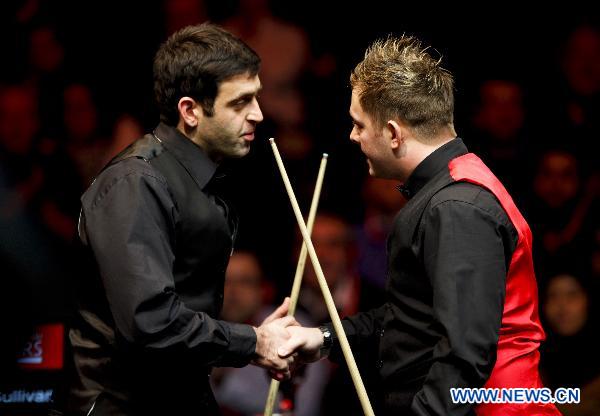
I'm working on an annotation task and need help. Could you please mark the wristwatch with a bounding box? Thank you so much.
[319,325,333,358]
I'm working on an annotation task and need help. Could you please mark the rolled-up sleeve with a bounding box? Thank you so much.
[411,199,508,415]
[81,164,255,368]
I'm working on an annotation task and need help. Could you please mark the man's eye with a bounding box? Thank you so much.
[235,98,251,106]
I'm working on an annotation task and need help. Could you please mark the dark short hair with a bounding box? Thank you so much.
[153,23,260,125]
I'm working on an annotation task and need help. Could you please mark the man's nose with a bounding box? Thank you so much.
[248,98,263,123]
[349,127,360,144]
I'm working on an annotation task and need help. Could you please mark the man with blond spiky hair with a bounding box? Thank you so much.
[279,36,561,415]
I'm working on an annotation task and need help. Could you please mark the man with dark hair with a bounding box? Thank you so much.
[68,23,296,415]
[280,36,561,415]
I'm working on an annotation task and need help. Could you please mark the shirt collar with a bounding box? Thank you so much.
[398,138,468,199]
[152,122,218,190]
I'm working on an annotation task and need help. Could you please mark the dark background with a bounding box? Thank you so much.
[0,1,598,414]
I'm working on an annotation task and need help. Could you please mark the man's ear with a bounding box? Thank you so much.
[177,96,201,128]
[386,119,403,150]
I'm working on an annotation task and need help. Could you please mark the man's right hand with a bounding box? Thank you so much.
[251,316,299,380]
[278,326,324,365]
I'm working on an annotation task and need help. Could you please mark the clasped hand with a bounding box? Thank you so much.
[251,298,325,380]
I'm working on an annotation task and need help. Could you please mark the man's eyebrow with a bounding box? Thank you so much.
[227,86,262,104]
[349,112,363,126]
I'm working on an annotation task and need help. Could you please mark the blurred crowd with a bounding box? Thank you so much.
[0,1,598,415]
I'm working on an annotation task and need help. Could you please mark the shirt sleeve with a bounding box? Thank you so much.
[81,166,256,368]
[411,198,509,415]
[325,304,387,365]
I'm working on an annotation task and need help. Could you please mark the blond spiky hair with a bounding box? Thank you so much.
[350,35,455,140]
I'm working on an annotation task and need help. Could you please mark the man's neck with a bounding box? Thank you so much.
[175,123,223,164]
[400,135,455,182]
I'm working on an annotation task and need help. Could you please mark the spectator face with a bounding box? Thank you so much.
[475,80,524,141]
[0,87,39,155]
[305,215,354,288]
[533,151,579,209]
[562,26,600,97]
[29,27,64,73]
[63,84,98,142]
[544,274,589,336]
[222,252,263,323]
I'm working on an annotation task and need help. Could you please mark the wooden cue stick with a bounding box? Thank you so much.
[264,153,328,416]
[269,138,375,416]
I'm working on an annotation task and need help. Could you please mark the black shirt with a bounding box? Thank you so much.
[327,139,519,416]
[69,123,256,415]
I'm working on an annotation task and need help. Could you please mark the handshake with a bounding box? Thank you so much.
[250,298,326,380]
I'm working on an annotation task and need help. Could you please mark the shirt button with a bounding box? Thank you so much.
[375,360,383,369]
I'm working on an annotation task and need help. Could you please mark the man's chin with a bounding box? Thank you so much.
[227,143,251,158]
[238,143,251,157]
